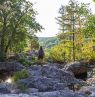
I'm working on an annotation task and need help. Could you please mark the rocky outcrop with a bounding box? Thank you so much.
[64,61,88,74]
[64,61,88,80]
[17,64,81,92]
[0,63,86,96]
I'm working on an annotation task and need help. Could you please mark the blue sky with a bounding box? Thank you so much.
[29,0,95,37]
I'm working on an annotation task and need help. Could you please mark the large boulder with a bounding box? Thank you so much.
[64,61,88,80]
[64,61,88,74]
[17,64,81,92]
[28,64,74,79]
[28,63,64,77]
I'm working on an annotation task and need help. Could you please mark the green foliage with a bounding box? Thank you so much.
[80,41,95,60]
[18,57,37,67]
[0,0,42,61]
[13,70,29,82]
[56,0,90,33]
[83,15,95,37]
[49,43,71,63]
[48,34,95,63]
[38,37,59,49]
[30,37,39,50]
[56,0,91,61]
[17,52,38,67]
[44,49,51,62]
[49,0,95,63]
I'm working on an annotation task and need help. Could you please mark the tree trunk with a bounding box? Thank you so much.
[0,17,7,61]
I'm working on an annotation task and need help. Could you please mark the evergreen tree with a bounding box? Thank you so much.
[56,0,90,61]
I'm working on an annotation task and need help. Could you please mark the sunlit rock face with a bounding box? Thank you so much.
[5,78,12,83]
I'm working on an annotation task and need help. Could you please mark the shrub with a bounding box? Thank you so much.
[18,58,34,67]
[48,43,71,63]
[13,69,29,82]
[47,40,95,63]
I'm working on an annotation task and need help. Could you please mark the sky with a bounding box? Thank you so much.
[28,0,95,37]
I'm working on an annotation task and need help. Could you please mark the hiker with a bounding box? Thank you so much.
[38,46,45,64]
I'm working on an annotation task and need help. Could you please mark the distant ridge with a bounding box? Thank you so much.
[38,37,59,48]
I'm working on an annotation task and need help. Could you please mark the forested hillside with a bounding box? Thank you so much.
[38,37,59,48]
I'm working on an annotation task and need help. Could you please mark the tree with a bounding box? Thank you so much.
[0,0,42,61]
[83,15,95,38]
[56,0,90,61]
[30,36,39,50]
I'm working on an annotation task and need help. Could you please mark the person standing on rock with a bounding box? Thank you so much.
[37,46,45,64]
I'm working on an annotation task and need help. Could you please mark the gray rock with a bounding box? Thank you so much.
[10,89,21,94]
[25,88,38,93]
[33,90,85,97]
[17,64,81,92]
[28,63,66,77]
[0,62,25,72]
[79,86,95,97]
[53,83,66,90]
[17,76,63,92]
[0,83,11,93]
[64,61,88,74]
[0,89,85,97]
[28,65,42,76]
[0,94,39,97]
